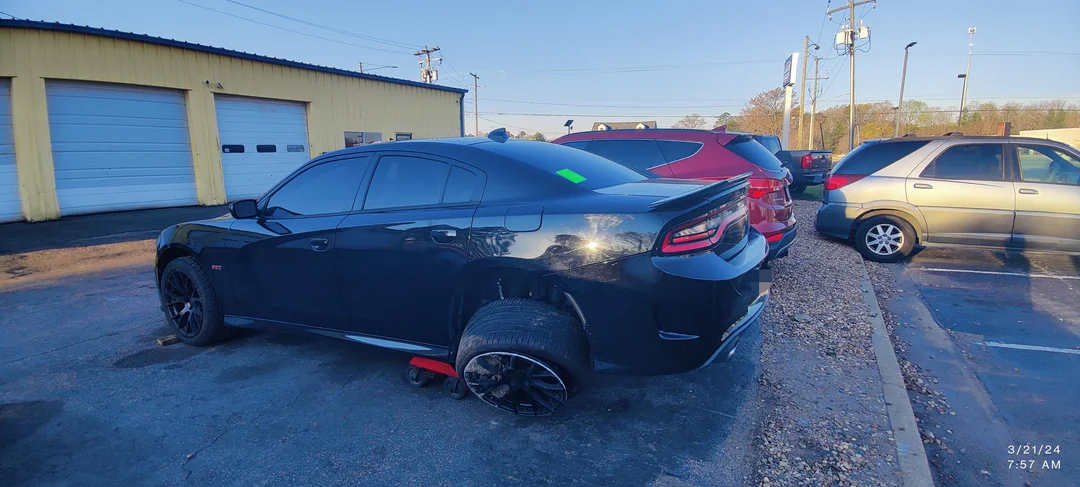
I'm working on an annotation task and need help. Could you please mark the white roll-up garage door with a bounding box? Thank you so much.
[214,95,309,201]
[46,81,197,216]
[0,79,20,223]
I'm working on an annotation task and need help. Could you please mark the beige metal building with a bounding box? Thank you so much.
[1018,127,1080,151]
[0,20,466,222]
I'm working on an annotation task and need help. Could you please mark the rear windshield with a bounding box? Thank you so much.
[753,135,782,155]
[834,140,930,175]
[485,140,646,190]
[725,137,784,170]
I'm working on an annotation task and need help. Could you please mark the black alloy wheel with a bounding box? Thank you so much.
[463,352,568,416]
[161,268,205,338]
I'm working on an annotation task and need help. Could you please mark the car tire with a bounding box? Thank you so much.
[854,215,916,263]
[789,183,807,194]
[159,256,230,346]
[456,298,587,416]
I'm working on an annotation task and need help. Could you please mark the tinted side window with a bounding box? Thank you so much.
[443,167,480,203]
[921,144,1004,181]
[657,140,703,162]
[587,139,667,173]
[725,137,783,170]
[834,141,929,175]
[561,141,590,150]
[265,157,368,217]
[364,156,450,210]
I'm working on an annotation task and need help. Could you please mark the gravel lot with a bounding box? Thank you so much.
[751,200,901,486]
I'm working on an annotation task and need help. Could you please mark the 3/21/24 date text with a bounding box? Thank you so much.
[1008,459,1061,470]
[1008,444,1061,456]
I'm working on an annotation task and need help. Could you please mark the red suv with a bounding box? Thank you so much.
[553,128,796,260]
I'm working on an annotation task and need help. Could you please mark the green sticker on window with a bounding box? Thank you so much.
[556,168,587,184]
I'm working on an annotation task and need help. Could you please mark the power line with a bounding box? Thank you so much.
[223,0,419,50]
[173,0,412,55]
[476,115,550,136]
[921,51,1080,57]
[0,10,21,19]
[814,0,831,48]
[518,59,775,75]
[482,98,746,109]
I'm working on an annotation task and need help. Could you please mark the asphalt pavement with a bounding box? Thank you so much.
[0,208,764,486]
[880,247,1079,487]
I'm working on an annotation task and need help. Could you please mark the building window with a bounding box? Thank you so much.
[344,131,383,147]
[395,133,413,141]
[256,144,277,153]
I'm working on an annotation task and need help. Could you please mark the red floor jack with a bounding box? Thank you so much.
[406,357,469,399]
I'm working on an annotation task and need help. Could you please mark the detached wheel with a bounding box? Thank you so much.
[444,377,469,399]
[456,299,587,416]
[855,215,916,263]
[405,365,431,388]
[159,257,230,346]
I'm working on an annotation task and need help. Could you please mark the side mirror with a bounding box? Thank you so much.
[229,199,259,219]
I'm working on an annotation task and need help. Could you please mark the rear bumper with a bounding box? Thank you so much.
[551,230,770,375]
[815,202,860,239]
[786,166,825,184]
[765,223,797,260]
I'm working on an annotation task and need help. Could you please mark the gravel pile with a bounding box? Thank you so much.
[751,200,900,486]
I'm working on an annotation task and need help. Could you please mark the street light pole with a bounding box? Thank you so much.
[957,74,967,128]
[959,27,975,126]
[895,41,916,137]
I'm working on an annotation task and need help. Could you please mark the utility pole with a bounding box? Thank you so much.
[796,36,818,150]
[895,41,916,137]
[829,0,874,152]
[808,56,829,150]
[470,72,479,136]
[415,46,441,83]
[959,27,975,126]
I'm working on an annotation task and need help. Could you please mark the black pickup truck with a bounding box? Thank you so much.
[752,134,833,194]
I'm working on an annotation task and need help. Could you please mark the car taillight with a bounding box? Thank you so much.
[824,174,866,191]
[747,177,787,199]
[801,154,813,169]
[660,199,748,255]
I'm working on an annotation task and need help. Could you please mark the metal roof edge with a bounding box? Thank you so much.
[0,19,468,95]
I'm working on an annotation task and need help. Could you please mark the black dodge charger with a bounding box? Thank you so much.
[155,130,770,415]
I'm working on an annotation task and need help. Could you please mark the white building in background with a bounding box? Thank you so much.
[1019,127,1080,150]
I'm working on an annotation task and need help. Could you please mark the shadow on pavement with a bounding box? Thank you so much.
[0,205,228,255]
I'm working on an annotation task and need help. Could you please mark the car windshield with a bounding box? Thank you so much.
[483,140,647,190]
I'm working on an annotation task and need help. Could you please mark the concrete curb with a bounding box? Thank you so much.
[858,264,935,487]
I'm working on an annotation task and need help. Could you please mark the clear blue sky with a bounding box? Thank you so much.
[5,0,1079,137]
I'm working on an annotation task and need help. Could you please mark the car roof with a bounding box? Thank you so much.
[874,134,1068,144]
[554,128,738,144]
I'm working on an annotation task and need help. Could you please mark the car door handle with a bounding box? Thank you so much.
[913,183,933,189]
[1018,188,1039,195]
[310,238,329,251]
[430,229,456,243]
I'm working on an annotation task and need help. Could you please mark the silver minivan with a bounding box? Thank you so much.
[815,135,1080,262]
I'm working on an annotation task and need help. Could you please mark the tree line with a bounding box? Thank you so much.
[673,88,1080,154]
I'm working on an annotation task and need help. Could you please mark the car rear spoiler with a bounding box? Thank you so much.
[647,172,752,211]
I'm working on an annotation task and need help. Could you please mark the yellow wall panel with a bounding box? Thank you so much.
[0,25,464,220]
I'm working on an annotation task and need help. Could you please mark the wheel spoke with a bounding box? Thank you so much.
[527,387,560,412]
[530,378,564,391]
